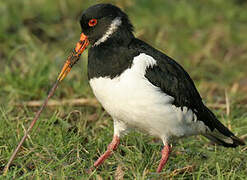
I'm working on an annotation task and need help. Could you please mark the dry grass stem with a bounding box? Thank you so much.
[225,89,232,130]
[18,98,99,108]
[168,164,195,177]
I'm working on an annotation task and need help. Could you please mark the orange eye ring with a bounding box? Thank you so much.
[88,19,97,27]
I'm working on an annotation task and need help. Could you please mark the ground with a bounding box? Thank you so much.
[0,0,247,179]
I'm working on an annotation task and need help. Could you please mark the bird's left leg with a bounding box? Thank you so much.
[93,119,128,168]
[156,141,172,173]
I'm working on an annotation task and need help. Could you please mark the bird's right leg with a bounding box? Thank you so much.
[93,135,120,167]
[156,141,172,173]
[93,119,128,168]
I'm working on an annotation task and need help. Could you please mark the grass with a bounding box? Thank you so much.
[0,0,247,179]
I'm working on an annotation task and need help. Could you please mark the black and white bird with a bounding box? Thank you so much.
[69,3,245,172]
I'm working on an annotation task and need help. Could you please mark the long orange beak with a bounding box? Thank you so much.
[57,33,89,81]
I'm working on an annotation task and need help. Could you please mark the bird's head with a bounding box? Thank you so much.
[57,3,133,81]
[80,3,134,46]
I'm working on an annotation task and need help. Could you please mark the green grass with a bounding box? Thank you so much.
[1,0,247,179]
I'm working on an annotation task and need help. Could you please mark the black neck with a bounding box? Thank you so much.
[87,30,138,79]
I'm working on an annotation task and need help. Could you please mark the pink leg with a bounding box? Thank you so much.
[156,143,171,173]
[94,135,120,168]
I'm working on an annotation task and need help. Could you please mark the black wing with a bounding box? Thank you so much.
[130,38,237,138]
[130,39,202,109]
[145,52,202,110]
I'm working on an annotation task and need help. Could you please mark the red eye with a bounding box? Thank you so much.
[88,19,97,27]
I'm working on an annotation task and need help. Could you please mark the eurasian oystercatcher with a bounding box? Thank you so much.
[61,3,245,172]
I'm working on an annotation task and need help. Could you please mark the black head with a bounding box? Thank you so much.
[80,4,134,46]
[57,4,135,81]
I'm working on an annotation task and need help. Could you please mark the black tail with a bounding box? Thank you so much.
[204,134,245,148]
[201,106,245,148]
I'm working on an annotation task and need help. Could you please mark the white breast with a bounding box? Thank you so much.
[89,53,207,140]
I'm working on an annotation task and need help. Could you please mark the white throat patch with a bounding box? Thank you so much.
[93,17,122,46]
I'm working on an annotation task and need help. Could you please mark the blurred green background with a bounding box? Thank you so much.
[0,0,247,179]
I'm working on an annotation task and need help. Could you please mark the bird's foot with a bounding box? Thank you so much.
[156,143,171,173]
[93,135,120,168]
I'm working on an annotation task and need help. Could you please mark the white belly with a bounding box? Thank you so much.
[89,53,207,139]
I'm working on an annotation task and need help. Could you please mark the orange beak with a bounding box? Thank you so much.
[57,33,89,81]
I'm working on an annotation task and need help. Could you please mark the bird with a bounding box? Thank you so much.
[62,3,245,173]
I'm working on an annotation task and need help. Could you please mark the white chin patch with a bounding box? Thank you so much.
[93,17,122,46]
